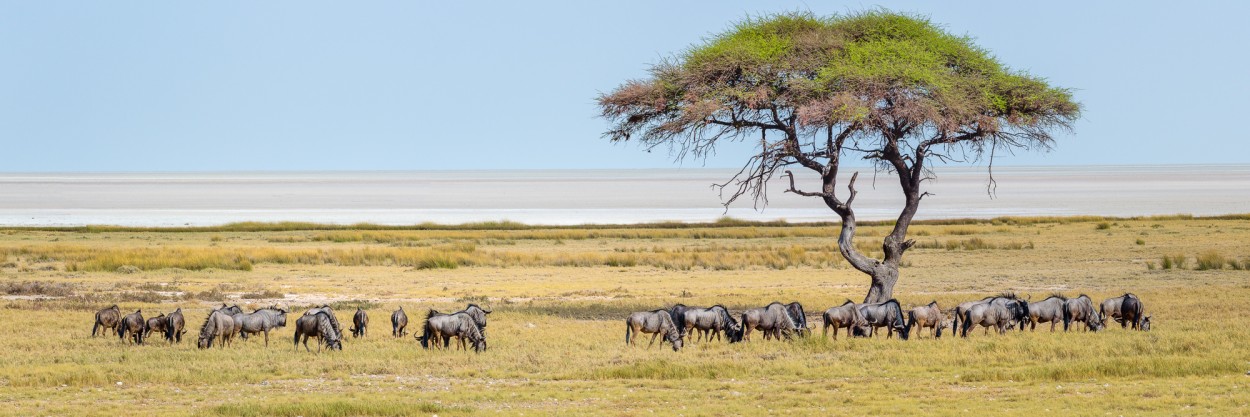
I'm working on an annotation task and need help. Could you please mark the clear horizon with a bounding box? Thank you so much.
[4,1,1248,172]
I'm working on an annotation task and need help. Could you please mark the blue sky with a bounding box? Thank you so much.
[2,1,1247,172]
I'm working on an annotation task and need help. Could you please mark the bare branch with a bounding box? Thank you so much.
[784,170,830,197]
[845,171,859,208]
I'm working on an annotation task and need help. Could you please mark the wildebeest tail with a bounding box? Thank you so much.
[1062,302,1073,331]
[960,309,972,338]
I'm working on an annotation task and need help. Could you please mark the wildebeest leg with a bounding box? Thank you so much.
[263,329,269,347]
[1050,321,1056,332]
[647,332,659,348]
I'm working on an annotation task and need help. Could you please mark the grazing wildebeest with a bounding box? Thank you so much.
[197,309,236,349]
[303,305,342,336]
[624,309,683,351]
[293,311,342,352]
[350,307,368,338]
[906,301,947,338]
[822,300,865,340]
[118,310,146,345]
[1062,294,1103,332]
[740,302,800,341]
[144,312,167,340]
[961,297,1028,337]
[1100,293,1147,330]
[1027,294,1068,332]
[682,305,741,343]
[449,304,491,349]
[953,293,1026,334]
[232,307,288,346]
[215,304,244,339]
[165,308,186,343]
[390,307,408,337]
[92,305,122,337]
[785,302,810,337]
[856,300,909,340]
[1139,315,1151,331]
[417,310,486,352]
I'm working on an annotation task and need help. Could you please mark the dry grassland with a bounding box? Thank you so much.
[1,216,1248,416]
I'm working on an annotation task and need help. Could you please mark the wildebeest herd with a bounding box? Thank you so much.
[624,293,1152,351]
[89,303,492,353]
[89,293,1148,354]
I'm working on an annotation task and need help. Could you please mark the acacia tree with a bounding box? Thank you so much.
[598,12,1080,303]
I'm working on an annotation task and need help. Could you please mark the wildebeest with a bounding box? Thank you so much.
[1100,293,1147,330]
[856,300,909,340]
[821,300,865,340]
[1062,294,1104,332]
[1027,294,1068,332]
[231,307,288,346]
[953,293,1031,333]
[1139,315,1152,331]
[740,302,800,341]
[350,307,368,338]
[961,297,1028,337]
[92,304,122,337]
[669,303,689,337]
[624,309,683,351]
[164,308,186,343]
[906,301,947,338]
[682,305,741,343]
[449,304,491,349]
[390,307,407,337]
[118,309,146,345]
[417,310,486,352]
[217,304,245,339]
[303,305,342,336]
[293,311,342,352]
[197,309,236,349]
[785,301,810,337]
[144,312,167,341]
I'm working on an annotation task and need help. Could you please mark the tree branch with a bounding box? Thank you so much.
[784,170,830,197]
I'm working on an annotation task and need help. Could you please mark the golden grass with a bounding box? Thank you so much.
[0,216,1249,415]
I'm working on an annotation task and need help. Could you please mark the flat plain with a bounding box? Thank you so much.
[1,216,1248,416]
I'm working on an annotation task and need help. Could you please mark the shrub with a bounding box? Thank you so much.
[1095,222,1111,230]
[240,289,285,299]
[2,280,75,296]
[1195,251,1227,271]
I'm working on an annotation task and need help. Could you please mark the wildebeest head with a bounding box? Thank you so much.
[665,330,683,351]
[1086,311,1106,332]
[1015,300,1031,330]
[1141,315,1151,331]
[472,338,487,353]
[893,321,909,341]
[197,335,211,349]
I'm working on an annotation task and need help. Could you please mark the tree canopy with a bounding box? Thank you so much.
[598,11,1080,302]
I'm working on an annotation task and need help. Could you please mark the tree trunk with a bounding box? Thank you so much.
[864,265,898,304]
